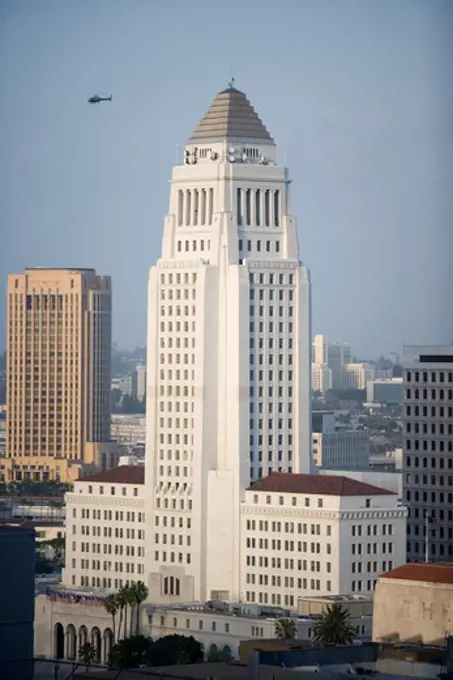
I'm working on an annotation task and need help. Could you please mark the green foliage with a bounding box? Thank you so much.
[274,617,296,640]
[312,603,358,646]
[109,635,152,669]
[150,634,204,666]
[78,642,97,669]
[109,634,203,669]
[0,480,70,498]
[206,643,233,662]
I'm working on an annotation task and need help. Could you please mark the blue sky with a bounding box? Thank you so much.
[1,0,452,357]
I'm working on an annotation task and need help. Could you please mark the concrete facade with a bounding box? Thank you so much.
[240,474,407,607]
[373,563,453,646]
[145,85,312,604]
[4,268,114,484]
[402,345,453,562]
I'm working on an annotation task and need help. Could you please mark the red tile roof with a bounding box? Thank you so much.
[77,466,144,485]
[248,472,394,496]
[380,562,453,585]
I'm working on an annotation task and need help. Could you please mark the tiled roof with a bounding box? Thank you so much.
[380,562,453,585]
[77,466,144,484]
[189,86,273,143]
[248,472,394,496]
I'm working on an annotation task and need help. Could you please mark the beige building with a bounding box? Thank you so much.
[342,363,376,390]
[373,562,453,646]
[4,268,116,484]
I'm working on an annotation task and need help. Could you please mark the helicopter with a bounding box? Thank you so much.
[87,94,112,104]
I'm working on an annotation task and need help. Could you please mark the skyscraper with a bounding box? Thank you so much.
[145,84,311,602]
[328,341,352,389]
[402,345,453,562]
[3,268,115,484]
[312,334,332,393]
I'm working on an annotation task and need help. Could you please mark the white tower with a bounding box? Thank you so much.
[145,85,311,603]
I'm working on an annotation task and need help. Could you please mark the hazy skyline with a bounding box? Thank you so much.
[1,0,452,357]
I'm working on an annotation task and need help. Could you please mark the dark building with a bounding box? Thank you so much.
[0,526,35,680]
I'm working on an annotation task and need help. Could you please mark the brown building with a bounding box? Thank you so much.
[3,268,116,484]
[373,562,453,646]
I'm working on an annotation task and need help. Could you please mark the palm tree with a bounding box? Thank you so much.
[116,587,128,641]
[104,593,120,643]
[312,603,358,646]
[78,642,96,671]
[274,618,296,640]
[132,581,149,635]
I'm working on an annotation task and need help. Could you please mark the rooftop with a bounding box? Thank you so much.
[249,472,394,496]
[189,85,273,143]
[77,465,144,485]
[381,562,453,585]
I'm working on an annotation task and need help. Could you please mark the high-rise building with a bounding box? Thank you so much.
[342,362,375,390]
[313,334,328,364]
[328,341,352,389]
[3,268,116,484]
[402,345,453,562]
[136,364,146,402]
[145,84,311,603]
[312,334,332,393]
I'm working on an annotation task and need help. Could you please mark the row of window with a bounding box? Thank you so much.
[84,485,140,496]
[77,509,144,522]
[405,454,453,469]
[406,388,453,401]
[160,273,197,285]
[245,519,331,533]
[154,550,191,564]
[177,188,214,227]
[406,440,453,453]
[237,188,281,228]
[406,370,453,383]
[249,272,294,285]
[246,538,332,554]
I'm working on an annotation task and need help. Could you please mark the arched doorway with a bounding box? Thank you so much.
[103,628,114,664]
[91,627,101,663]
[54,623,64,660]
[78,625,88,650]
[66,624,77,660]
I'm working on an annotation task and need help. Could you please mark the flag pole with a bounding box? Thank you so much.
[425,513,429,563]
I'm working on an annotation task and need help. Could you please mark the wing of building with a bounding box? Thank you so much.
[144,85,312,603]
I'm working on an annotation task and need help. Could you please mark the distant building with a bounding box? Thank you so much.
[402,345,453,562]
[390,352,400,366]
[0,526,35,680]
[136,364,146,402]
[342,363,375,390]
[311,363,332,393]
[4,268,116,484]
[312,411,370,470]
[111,414,146,445]
[373,562,453,646]
[118,373,137,398]
[0,371,6,404]
[366,378,403,404]
[328,341,352,389]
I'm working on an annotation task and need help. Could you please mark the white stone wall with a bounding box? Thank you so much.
[240,489,407,608]
[145,103,311,604]
[63,481,146,590]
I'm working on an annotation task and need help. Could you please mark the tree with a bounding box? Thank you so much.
[274,617,296,640]
[206,644,221,662]
[78,642,96,671]
[150,634,204,666]
[104,593,120,644]
[312,603,358,646]
[131,581,149,636]
[109,635,152,669]
[116,585,131,641]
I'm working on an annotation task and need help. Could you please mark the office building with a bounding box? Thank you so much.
[241,473,406,606]
[136,364,146,402]
[311,410,370,469]
[3,268,116,484]
[342,363,375,390]
[311,335,331,393]
[328,341,352,389]
[62,466,146,590]
[366,378,403,404]
[145,84,311,603]
[402,345,453,562]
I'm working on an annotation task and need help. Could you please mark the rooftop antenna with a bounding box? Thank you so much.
[228,76,235,89]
